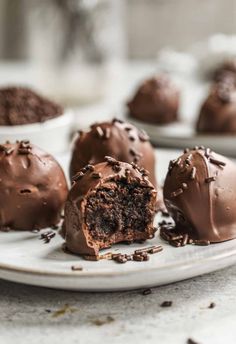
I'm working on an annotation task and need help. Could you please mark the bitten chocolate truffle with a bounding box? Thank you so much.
[0,141,68,230]
[70,119,157,187]
[127,75,180,125]
[197,81,236,134]
[163,147,236,243]
[63,158,157,256]
[0,87,63,125]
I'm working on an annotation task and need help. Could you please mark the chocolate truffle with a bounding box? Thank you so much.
[70,119,157,187]
[63,158,157,256]
[163,147,236,243]
[0,87,63,125]
[196,81,236,134]
[127,75,180,125]
[0,141,68,230]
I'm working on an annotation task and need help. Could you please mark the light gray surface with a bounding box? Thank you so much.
[0,265,236,344]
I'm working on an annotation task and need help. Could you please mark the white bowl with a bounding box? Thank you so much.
[0,110,73,155]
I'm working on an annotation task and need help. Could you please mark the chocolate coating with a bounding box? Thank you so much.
[127,75,180,125]
[70,119,157,187]
[164,147,236,243]
[0,141,68,230]
[63,159,157,256]
[196,81,236,134]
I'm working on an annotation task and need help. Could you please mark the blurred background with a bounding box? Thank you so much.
[0,0,234,98]
[0,0,235,130]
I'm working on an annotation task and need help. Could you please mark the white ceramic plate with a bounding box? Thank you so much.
[129,117,236,157]
[0,229,236,291]
[0,149,236,291]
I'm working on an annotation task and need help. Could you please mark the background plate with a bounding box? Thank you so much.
[129,118,236,157]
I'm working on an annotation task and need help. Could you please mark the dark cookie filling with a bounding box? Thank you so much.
[85,179,154,242]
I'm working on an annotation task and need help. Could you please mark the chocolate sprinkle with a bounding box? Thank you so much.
[72,171,84,182]
[205,176,216,183]
[112,118,124,124]
[209,157,226,167]
[138,130,149,142]
[187,339,199,344]
[142,288,152,296]
[96,126,104,138]
[92,172,102,179]
[160,301,172,307]
[170,188,183,198]
[205,147,211,158]
[104,128,111,139]
[160,224,210,248]
[208,302,216,309]
[190,167,196,180]
[71,265,83,271]
[40,231,56,243]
